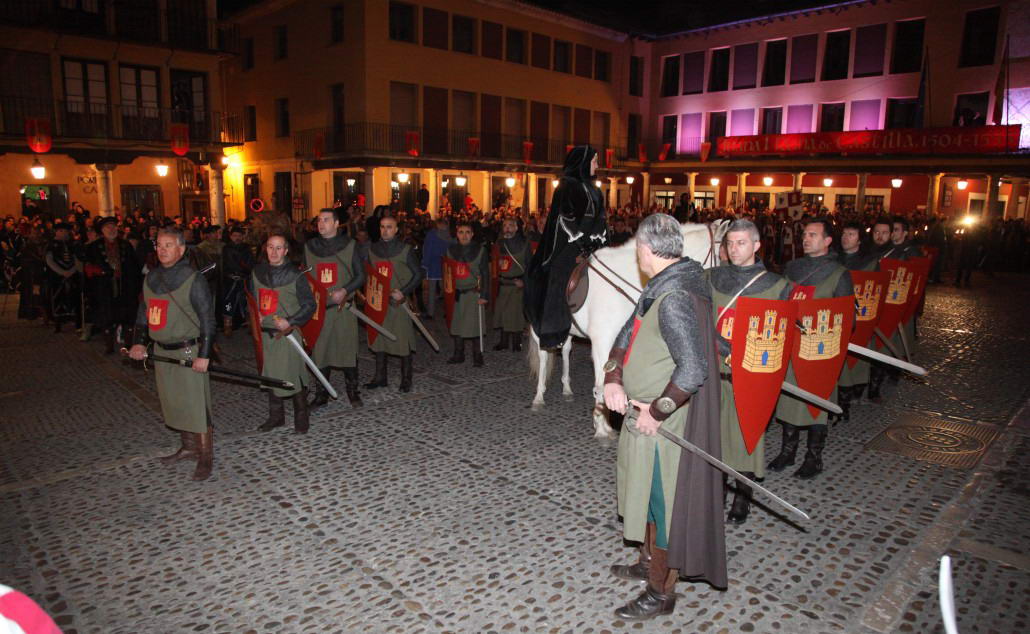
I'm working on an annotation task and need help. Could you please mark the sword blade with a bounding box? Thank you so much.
[284,332,339,398]
[347,304,397,341]
[403,304,440,352]
[781,381,842,414]
[121,348,296,390]
[847,342,927,375]
[656,427,810,522]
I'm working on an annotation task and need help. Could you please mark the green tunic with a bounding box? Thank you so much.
[143,272,211,433]
[450,248,486,338]
[709,277,789,477]
[369,246,416,357]
[252,272,308,397]
[616,293,686,545]
[776,267,845,428]
[305,240,359,368]
[492,242,529,333]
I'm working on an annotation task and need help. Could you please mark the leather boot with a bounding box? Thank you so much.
[767,421,800,472]
[258,392,286,431]
[364,352,388,389]
[223,316,233,337]
[399,355,413,393]
[510,332,522,352]
[159,430,197,465]
[493,331,508,351]
[795,427,827,480]
[343,367,363,407]
[611,522,654,581]
[838,386,852,423]
[868,366,886,403]
[309,368,332,408]
[614,546,676,621]
[852,383,867,404]
[472,343,484,368]
[727,473,754,524]
[192,429,213,481]
[447,336,465,364]
[292,387,310,434]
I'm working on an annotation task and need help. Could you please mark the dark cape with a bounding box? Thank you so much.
[524,145,607,348]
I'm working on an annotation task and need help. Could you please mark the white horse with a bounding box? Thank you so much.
[527,220,730,439]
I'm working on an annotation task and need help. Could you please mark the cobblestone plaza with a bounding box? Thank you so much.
[1,274,1028,633]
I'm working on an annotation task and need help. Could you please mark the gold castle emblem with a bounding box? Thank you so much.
[148,304,163,326]
[798,309,843,361]
[886,267,912,305]
[854,280,882,321]
[720,315,734,340]
[742,310,787,373]
[260,294,273,312]
[367,277,384,311]
[320,267,334,284]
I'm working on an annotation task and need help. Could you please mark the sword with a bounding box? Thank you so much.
[781,381,842,414]
[652,425,810,522]
[282,331,338,398]
[873,327,904,358]
[120,347,295,390]
[896,321,914,362]
[403,302,440,352]
[345,302,397,341]
[847,342,927,375]
[198,262,216,275]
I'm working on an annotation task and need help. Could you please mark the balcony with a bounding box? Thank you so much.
[0,96,244,147]
[294,122,630,168]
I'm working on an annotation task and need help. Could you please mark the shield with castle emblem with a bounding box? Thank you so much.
[363,261,393,345]
[299,272,326,354]
[876,259,915,344]
[442,256,458,329]
[730,297,798,454]
[791,295,855,419]
[846,270,888,369]
[245,289,265,373]
[901,256,931,324]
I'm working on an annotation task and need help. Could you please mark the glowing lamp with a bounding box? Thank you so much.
[455,175,467,187]
[710,177,719,186]
[762,176,773,187]
[625,176,635,184]
[345,178,356,187]
[891,178,903,188]
[155,161,169,178]
[595,180,603,188]
[551,179,559,188]
[221,155,231,166]
[390,181,399,189]
[505,177,516,188]
[961,215,976,226]
[956,179,968,190]
[396,173,409,183]
[30,158,45,179]
[822,178,833,187]
[442,180,449,188]
[664,177,672,184]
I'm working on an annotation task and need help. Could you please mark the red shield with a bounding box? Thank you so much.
[730,298,797,453]
[245,289,265,373]
[258,288,279,316]
[25,118,52,153]
[170,123,190,156]
[299,273,326,354]
[146,298,169,331]
[700,142,712,162]
[902,256,931,323]
[876,259,916,344]
[791,296,855,419]
[442,257,458,329]
[315,262,338,288]
[846,271,888,368]
[363,261,393,345]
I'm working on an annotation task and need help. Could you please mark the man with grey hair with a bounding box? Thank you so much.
[602,213,725,620]
[702,218,791,524]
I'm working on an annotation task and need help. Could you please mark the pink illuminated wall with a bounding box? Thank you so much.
[786,105,814,133]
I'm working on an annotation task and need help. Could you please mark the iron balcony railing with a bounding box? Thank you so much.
[0,96,245,146]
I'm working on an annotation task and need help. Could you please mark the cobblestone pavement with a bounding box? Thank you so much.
[1,272,1028,634]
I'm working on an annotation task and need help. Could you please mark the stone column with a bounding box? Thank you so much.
[362,167,376,209]
[794,171,806,191]
[927,172,943,215]
[208,163,226,225]
[856,172,868,212]
[736,171,749,207]
[1004,178,1025,220]
[608,177,618,209]
[480,170,491,210]
[985,173,1000,217]
[641,171,651,207]
[424,168,437,218]
[94,164,116,217]
[526,172,538,216]
[686,171,697,208]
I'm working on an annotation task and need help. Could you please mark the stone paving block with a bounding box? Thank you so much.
[959,434,1030,554]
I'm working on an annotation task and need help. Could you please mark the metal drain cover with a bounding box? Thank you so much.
[866,414,998,469]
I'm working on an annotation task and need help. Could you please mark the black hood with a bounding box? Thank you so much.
[562,145,597,183]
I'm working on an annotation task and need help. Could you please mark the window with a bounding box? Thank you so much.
[819,103,845,132]
[886,98,919,129]
[275,98,289,137]
[849,99,880,130]
[242,37,254,70]
[388,1,416,43]
[762,40,787,86]
[330,4,344,43]
[786,104,814,133]
[730,108,755,136]
[481,21,502,59]
[661,115,678,147]
[506,28,526,63]
[274,25,287,60]
[953,92,989,127]
[853,24,886,77]
[681,51,704,95]
[959,7,1000,68]
[575,44,593,78]
[120,65,160,139]
[707,111,726,143]
[553,40,571,72]
[629,55,644,96]
[822,30,850,81]
[694,191,716,209]
[790,34,818,84]
[891,19,924,74]
[708,48,729,92]
[245,105,257,141]
[761,107,782,134]
[532,33,550,69]
[732,43,758,90]
[452,15,475,54]
[594,50,610,81]
[63,58,108,126]
[627,113,641,154]
[591,111,610,149]
[422,7,447,50]
[659,55,679,97]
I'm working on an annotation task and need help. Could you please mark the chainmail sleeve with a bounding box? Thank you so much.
[397,246,424,295]
[833,269,854,298]
[343,246,366,294]
[478,246,491,300]
[658,291,707,395]
[612,310,637,351]
[189,272,217,358]
[289,274,317,326]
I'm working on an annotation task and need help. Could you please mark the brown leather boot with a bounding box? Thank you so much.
[293,387,310,434]
[258,392,286,431]
[343,367,363,407]
[159,431,197,465]
[613,546,677,621]
[611,522,654,581]
[192,429,213,481]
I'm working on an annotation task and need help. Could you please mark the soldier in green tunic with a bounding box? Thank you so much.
[770,218,853,480]
[602,213,724,621]
[128,227,216,481]
[306,208,366,408]
[836,221,878,421]
[491,218,530,352]
[446,222,490,367]
[252,234,317,434]
[364,216,424,392]
[702,219,790,524]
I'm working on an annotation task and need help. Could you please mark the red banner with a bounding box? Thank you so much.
[405,130,420,157]
[299,273,326,354]
[604,148,614,169]
[25,118,52,153]
[521,140,534,164]
[730,298,797,454]
[847,270,888,368]
[442,256,458,329]
[170,123,190,156]
[658,143,671,161]
[637,143,648,162]
[245,289,264,373]
[313,131,325,159]
[791,295,855,420]
[363,261,393,345]
[717,125,1022,157]
[699,141,712,162]
[467,136,480,156]
[901,256,931,323]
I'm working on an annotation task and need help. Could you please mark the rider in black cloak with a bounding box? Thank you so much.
[525,145,607,349]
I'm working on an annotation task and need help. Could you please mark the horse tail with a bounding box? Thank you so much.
[526,328,554,382]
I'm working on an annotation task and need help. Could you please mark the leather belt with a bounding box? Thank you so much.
[156,337,199,350]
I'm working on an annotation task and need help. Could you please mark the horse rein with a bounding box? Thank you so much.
[587,254,641,305]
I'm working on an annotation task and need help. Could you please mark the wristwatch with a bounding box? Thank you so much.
[654,396,677,415]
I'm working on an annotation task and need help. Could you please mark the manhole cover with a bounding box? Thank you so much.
[867,415,998,469]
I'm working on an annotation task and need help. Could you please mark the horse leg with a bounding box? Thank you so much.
[560,336,574,400]
[531,343,548,412]
[591,357,617,440]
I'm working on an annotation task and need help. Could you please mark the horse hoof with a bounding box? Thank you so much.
[531,401,545,412]
[562,392,575,402]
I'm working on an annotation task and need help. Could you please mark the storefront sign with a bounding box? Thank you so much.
[716,125,1021,157]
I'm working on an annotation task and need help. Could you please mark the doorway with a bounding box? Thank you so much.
[121,185,163,215]
[20,184,69,219]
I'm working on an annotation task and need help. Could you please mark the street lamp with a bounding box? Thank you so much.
[30,158,45,179]
[822,178,833,187]
[505,176,516,188]
[957,179,968,190]
[710,177,719,186]
[442,180,449,188]
[763,176,773,187]
[397,172,409,183]
[221,155,231,166]
[664,177,672,184]
[595,179,603,188]
[891,178,903,188]
[625,176,635,184]
[345,178,356,188]
[551,179,559,188]
[155,161,169,177]
[455,174,467,187]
